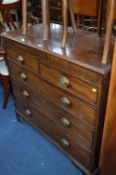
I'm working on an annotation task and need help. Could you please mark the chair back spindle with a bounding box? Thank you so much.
[22,0,27,35]
[102,0,115,64]
[42,0,49,41]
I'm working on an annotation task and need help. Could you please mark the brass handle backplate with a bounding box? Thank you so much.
[60,97,71,107]
[92,88,97,93]
[60,117,70,127]
[16,55,24,64]
[59,76,70,88]
[25,109,32,116]
[60,138,70,148]
[19,72,27,81]
[22,90,29,98]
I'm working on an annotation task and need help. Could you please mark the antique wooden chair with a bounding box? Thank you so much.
[1,0,20,30]
[0,0,20,108]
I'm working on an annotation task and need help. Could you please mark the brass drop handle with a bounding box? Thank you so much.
[60,138,70,148]
[60,97,71,107]
[19,72,27,81]
[92,88,97,93]
[60,117,70,127]
[59,76,70,88]
[16,55,24,64]
[25,109,32,116]
[22,90,29,98]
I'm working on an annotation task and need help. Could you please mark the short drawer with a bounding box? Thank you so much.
[11,78,94,149]
[40,64,97,105]
[39,79,96,126]
[15,97,91,168]
[5,39,39,74]
[8,61,40,90]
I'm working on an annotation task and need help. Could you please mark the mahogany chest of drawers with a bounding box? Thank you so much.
[2,24,112,175]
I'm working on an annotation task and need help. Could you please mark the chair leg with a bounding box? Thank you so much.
[102,0,115,64]
[42,0,50,41]
[68,0,77,32]
[97,0,104,35]
[61,0,68,48]
[0,75,10,108]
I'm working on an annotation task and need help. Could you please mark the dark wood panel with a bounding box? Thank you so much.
[71,0,98,17]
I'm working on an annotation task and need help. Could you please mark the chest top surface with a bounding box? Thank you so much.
[2,23,113,75]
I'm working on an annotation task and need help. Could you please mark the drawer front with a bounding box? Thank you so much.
[15,97,91,168]
[8,61,40,90]
[40,64,97,105]
[5,39,39,74]
[11,78,94,149]
[39,52,103,87]
[39,79,96,126]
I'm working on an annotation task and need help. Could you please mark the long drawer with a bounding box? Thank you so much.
[11,77,94,149]
[15,97,91,168]
[40,64,98,105]
[39,79,96,126]
[39,51,103,87]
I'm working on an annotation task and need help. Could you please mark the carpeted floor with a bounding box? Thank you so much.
[0,85,82,175]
